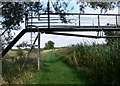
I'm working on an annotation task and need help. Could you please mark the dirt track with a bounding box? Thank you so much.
[41,49,59,54]
[30,49,59,58]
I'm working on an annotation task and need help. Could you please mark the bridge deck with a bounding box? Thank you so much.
[26,25,120,32]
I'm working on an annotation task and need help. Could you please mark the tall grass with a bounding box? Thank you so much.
[58,40,120,85]
[2,48,37,84]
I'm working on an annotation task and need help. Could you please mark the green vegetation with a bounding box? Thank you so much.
[2,39,120,85]
[32,51,90,84]
[44,40,55,50]
[2,48,35,84]
[105,31,120,45]
[58,40,120,85]
[2,49,90,84]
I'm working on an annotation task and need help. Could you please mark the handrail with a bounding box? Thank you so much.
[37,13,120,16]
[26,13,120,30]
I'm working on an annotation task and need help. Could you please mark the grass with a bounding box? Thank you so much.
[32,51,90,84]
[2,49,90,84]
[4,49,28,59]
[6,50,17,57]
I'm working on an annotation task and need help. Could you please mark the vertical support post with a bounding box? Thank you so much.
[118,5,120,26]
[116,15,118,27]
[0,8,2,76]
[25,11,28,29]
[31,10,33,46]
[0,30,2,78]
[38,32,41,70]
[79,14,80,26]
[31,32,32,45]
[47,0,50,29]
[98,15,100,27]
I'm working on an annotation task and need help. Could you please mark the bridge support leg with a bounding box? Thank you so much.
[38,31,41,70]
[0,35,2,77]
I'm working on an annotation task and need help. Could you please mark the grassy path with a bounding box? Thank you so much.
[32,51,90,84]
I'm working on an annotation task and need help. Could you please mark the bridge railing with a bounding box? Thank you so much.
[26,12,120,29]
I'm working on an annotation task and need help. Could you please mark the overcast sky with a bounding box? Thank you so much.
[10,1,119,48]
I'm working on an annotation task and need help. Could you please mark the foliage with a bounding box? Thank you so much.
[58,40,120,85]
[44,40,55,50]
[2,48,38,84]
[1,2,42,47]
[2,2,24,30]
[17,48,24,57]
[104,31,120,44]
[88,2,117,13]
[16,41,29,48]
[2,57,37,84]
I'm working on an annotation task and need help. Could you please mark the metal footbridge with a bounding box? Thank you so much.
[1,11,120,57]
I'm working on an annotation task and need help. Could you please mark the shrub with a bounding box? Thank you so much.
[17,48,23,57]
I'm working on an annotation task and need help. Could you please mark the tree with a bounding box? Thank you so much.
[87,2,117,13]
[44,40,55,49]
[1,2,41,48]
